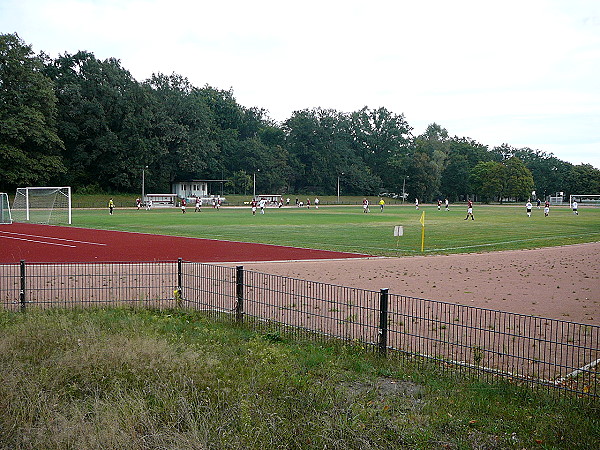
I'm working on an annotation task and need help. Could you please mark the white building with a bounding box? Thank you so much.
[171,180,209,199]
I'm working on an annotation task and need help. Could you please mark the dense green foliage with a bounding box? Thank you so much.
[1,308,597,448]
[0,34,65,187]
[2,33,599,201]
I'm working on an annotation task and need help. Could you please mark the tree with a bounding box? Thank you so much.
[441,153,470,201]
[502,156,535,201]
[0,33,65,191]
[284,108,360,194]
[411,123,450,200]
[469,161,504,202]
[406,151,439,202]
[469,157,534,202]
[226,170,252,195]
[146,73,218,190]
[564,164,600,196]
[45,51,163,191]
[349,107,412,191]
[511,147,572,200]
[441,137,490,201]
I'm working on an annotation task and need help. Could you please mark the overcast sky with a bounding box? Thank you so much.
[2,0,599,168]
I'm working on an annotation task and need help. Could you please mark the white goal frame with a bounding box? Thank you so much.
[569,194,600,207]
[11,186,72,224]
[0,192,12,224]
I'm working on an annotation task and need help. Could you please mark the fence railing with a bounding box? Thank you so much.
[1,259,597,399]
[0,260,178,311]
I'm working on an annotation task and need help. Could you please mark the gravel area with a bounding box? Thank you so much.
[235,242,600,323]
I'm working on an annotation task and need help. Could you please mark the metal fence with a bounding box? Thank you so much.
[0,260,178,311]
[1,259,597,399]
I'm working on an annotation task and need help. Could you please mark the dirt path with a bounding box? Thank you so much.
[235,242,600,323]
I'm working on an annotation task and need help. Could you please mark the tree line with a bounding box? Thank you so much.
[1,33,599,202]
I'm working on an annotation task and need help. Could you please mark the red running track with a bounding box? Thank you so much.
[0,223,368,263]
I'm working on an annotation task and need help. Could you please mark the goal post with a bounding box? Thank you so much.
[569,194,600,207]
[0,193,12,224]
[11,187,72,224]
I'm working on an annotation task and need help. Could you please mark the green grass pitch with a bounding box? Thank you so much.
[69,203,600,257]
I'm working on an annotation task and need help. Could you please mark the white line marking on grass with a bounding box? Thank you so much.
[0,231,107,246]
[307,231,600,254]
[425,232,600,253]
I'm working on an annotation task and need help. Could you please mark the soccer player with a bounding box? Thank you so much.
[526,200,532,217]
[251,198,257,215]
[195,197,202,212]
[572,200,578,215]
[363,198,370,213]
[437,199,442,210]
[379,198,385,212]
[108,198,114,215]
[544,200,550,217]
[445,198,449,211]
[181,198,186,213]
[464,199,474,220]
[415,198,419,210]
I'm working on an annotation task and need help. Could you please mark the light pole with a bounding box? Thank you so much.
[402,175,408,204]
[337,172,344,204]
[253,169,260,199]
[142,165,148,203]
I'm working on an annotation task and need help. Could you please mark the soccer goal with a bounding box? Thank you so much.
[0,193,12,224]
[569,194,600,207]
[11,187,72,224]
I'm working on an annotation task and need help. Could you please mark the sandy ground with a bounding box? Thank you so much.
[234,242,600,324]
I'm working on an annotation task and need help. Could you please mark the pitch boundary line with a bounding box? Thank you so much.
[314,231,600,254]
[423,231,600,252]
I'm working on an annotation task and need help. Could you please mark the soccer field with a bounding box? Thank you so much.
[70,203,600,257]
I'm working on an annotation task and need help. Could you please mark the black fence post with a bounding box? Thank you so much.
[378,288,389,356]
[20,260,26,312]
[236,265,244,324]
[177,257,183,297]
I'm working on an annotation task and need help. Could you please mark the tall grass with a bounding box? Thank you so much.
[0,308,598,448]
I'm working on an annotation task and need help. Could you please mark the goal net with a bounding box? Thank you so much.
[569,194,600,207]
[0,193,12,224]
[11,187,72,224]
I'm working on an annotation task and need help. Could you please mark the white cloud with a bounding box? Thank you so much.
[1,0,598,167]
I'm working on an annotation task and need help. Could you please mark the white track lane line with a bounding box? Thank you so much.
[0,235,76,247]
[0,230,107,246]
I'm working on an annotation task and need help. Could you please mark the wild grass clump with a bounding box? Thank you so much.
[0,308,598,448]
